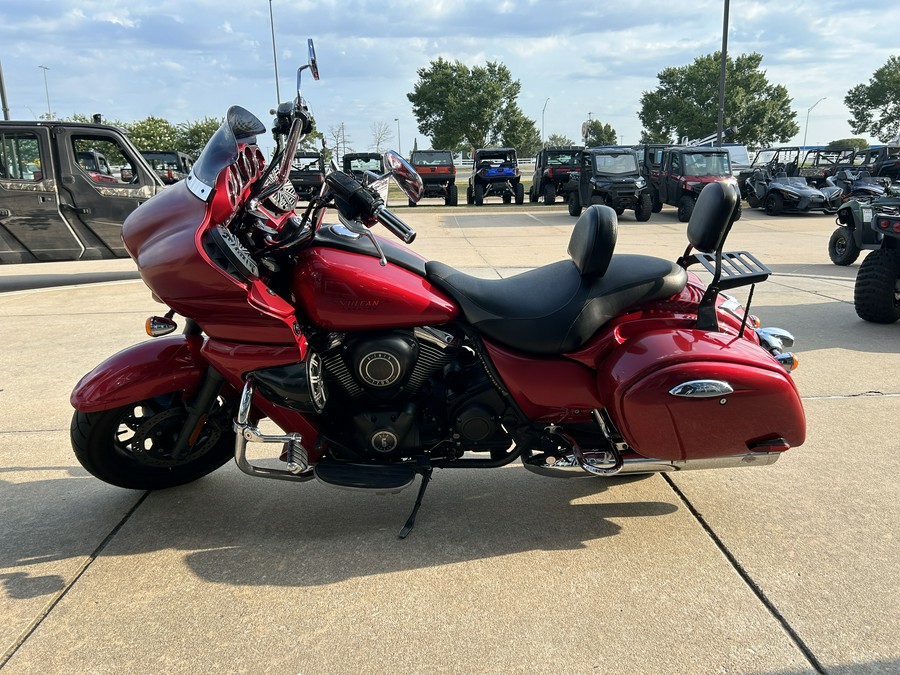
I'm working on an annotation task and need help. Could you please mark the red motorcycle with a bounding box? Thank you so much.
[70,45,805,537]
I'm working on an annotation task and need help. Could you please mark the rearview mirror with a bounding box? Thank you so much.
[384,150,423,202]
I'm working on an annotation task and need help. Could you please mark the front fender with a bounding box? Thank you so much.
[71,334,205,413]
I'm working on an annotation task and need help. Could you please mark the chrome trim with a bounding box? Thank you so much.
[523,450,781,478]
[756,326,795,351]
[669,380,734,398]
[330,222,361,239]
[233,380,314,482]
[186,171,215,202]
[414,326,461,350]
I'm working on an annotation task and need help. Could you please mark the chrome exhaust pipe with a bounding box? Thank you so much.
[522,449,781,478]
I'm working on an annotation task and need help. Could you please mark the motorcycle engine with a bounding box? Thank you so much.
[317,326,510,458]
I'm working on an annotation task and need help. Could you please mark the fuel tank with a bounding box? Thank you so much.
[291,246,458,331]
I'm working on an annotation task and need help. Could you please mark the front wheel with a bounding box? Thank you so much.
[635,192,652,222]
[747,191,761,208]
[828,227,861,266]
[854,248,900,323]
[71,391,236,490]
[765,192,784,216]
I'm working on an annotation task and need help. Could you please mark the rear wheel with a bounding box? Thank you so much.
[568,190,582,217]
[529,185,538,203]
[71,391,236,490]
[828,227,861,266]
[474,183,484,206]
[635,192,652,222]
[544,184,557,205]
[445,184,458,206]
[515,182,525,205]
[854,248,900,323]
[677,195,695,222]
[466,186,474,205]
[765,192,784,216]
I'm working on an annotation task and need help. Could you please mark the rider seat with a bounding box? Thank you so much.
[425,206,687,355]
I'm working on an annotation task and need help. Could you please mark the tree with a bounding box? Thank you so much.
[408,58,535,152]
[846,56,900,142]
[125,116,179,152]
[328,123,353,164]
[826,138,869,152]
[370,121,393,153]
[176,117,223,158]
[639,52,799,147]
[584,120,618,147]
[546,133,576,147]
[500,107,541,157]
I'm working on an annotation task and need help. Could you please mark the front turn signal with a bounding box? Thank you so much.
[146,315,178,337]
[774,352,799,372]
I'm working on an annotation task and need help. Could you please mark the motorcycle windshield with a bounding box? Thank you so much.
[191,105,267,190]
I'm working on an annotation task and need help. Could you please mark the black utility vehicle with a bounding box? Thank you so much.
[529,146,582,205]
[466,147,523,205]
[851,199,900,323]
[837,145,900,184]
[0,120,164,263]
[408,150,457,206]
[568,147,651,221]
[829,194,900,266]
[140,151,194,184]
[289,151,325,202]
[342,153,384,181]
[651,146,739,222]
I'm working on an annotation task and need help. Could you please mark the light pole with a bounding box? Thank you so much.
[802,97,827,148]
[715,0,730,147]
[541,97,549,146]
[268,0,281,105]
[38,65,51,119]
[394,118,401,155]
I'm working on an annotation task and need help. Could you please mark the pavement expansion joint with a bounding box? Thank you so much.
[661,473,827,675]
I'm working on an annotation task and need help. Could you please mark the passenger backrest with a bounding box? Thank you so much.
[685,182,738,254]
[567,205,617,277]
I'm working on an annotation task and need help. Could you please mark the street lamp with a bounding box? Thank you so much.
[541,97,549,146]
[38,65,51,119]
[268,0,281,105]
[394,118,401,155]
[802,97,827,148]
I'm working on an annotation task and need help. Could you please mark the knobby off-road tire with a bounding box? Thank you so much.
[677,195,695,222]
[544,184,557,205]
[635,193,652,222]
[828,227,861,266]
[854,248,900,323]
[651,188,663,213]
[466,186,474,205]
[529,185,538,203]
[568,190,582,217]
[445,184,458,206]
[71,392,236,490]
[474,184,484,206]
[515,183,525,205]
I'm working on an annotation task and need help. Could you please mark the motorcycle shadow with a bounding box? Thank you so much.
[122,467,676,588]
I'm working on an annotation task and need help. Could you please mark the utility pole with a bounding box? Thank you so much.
[716,0,730,147]
[268,0,281,105]
[0,60,11,120]
[38,65,51,119]
[541,97,549,146]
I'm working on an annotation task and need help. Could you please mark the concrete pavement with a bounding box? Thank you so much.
[0,203,898,674]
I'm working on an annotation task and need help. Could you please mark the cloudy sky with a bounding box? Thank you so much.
[1,0,898,158]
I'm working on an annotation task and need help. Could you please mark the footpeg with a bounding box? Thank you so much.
[233,380,313,482]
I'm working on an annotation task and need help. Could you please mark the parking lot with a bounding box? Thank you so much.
[1,203,898,674]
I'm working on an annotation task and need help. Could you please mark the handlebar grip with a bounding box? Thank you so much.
[325,171,382,220]
[376,207,416,244]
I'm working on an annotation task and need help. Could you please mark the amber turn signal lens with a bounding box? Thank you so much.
[146,315,178,337]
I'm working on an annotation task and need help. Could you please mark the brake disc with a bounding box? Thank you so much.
[131,407,222,467]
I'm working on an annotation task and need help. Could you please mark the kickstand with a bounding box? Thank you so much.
[398,467,433,539]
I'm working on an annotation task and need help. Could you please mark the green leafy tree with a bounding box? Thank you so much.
[584,120,618,146]
[826,138,869,151]
[639,52,798,147]
[845,56,900,142]
[124,116,179,152]
[546,133,576,147]
[408,58,535,152]
[176,117,224,158]
[500,107,541,157]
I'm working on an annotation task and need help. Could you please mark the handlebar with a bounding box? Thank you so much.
[324,171,416,244]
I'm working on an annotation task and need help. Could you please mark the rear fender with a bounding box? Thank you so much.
[70,334,205,412]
